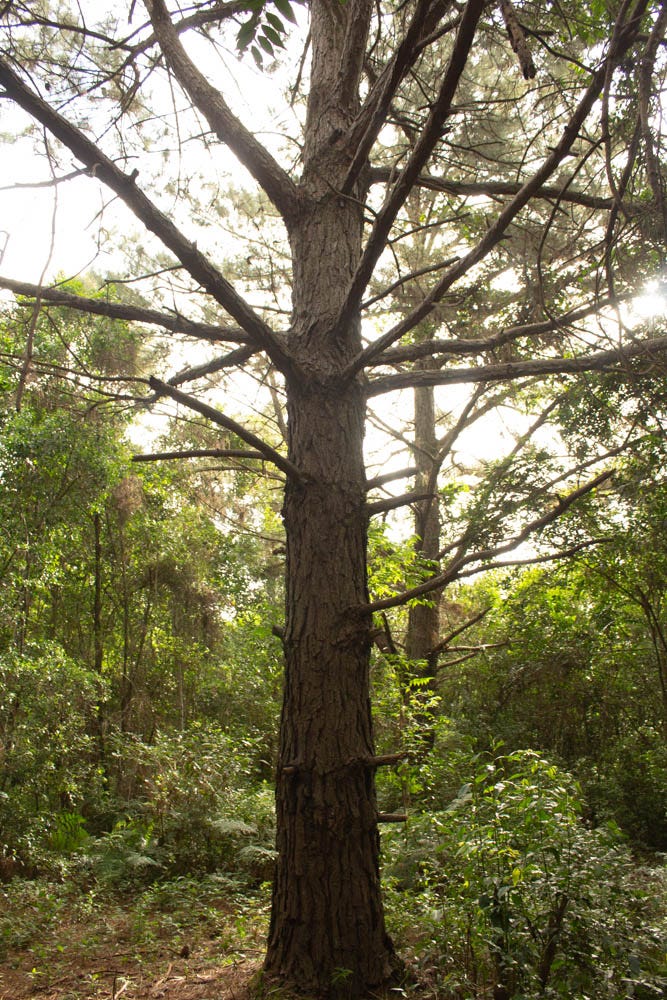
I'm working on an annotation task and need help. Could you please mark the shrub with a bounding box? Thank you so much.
[0,646,105,870]
[384,748,667,999]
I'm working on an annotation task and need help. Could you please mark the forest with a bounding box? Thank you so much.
[1,0,667,998]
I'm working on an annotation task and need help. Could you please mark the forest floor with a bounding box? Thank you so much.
[0,950,261,1000]
[0,950,262,1000]
[0,879,269,1000]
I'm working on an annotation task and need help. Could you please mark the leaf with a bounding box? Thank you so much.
[273,0,297,23]
[263,25,285,48]
[236,18,257,51]
[258,34,275,56]
[265,11,285,34]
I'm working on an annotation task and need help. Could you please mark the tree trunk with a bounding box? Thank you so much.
[266,377,394,994]
[406,374,442,674]
[265,3,394,988]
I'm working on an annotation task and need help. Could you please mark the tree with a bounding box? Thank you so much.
[1,0,667,992]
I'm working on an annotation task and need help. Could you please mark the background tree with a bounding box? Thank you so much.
[1,0,667,993]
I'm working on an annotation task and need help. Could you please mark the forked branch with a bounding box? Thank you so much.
[365,333,667,396]
[364,470,613,612]
[348,0,650,376]
[0,276,248,344]
[366,297,625,367]
[336,0,486,330]
[148,376,306,482]
[343,0,441,194]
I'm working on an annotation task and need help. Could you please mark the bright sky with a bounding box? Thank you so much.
[0,119,111,283]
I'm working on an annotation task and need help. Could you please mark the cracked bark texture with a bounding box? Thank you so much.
[264,0,395,991]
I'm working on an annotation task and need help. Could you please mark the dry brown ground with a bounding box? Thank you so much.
[0,886,268,1000]
[0,943,263,1000]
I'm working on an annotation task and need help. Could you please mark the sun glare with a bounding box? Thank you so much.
[632,278,667,321]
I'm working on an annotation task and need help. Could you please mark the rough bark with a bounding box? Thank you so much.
[264,1,395,991]
[266,376,394,993]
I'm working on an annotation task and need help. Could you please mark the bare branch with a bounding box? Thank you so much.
[366,333,667,397]
[429,606,491,657]
[132,448,264,462]
[367,168,615,210]
[366,296,625,367]
[367,491,434,515]
[336,0,486,330]
[167,346,257,386]
[433,650,479,669]
[342,0,441,194]
[0,165,91,191]
[124,2,250,53]
[366,466,418,489]
[499,0,536,79]
[363,255,460,310]
[0,55,296,373]
[147,376,306,482]
[0,275,249,345]
[143,0,302,222]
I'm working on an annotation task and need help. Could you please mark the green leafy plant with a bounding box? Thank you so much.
[383,748,667,999]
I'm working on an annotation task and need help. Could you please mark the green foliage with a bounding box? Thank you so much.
[384,749,667,999]
[368,522,439,603]
[236,0,301,67]
[47,812,90,854]
[438,554,667,849]
[0,871,271,975]
[67,726,276,888]
[0,645,106,868]
[0,879,72,960]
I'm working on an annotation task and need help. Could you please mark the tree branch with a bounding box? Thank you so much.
[342,0,441,195]
[362,255,460,311]
[335,0,486,330]
[147,376,306,482]
[365,296,625,366]
[367,168,615,210]
[348,0,650,376]
[366,333,667,396]
[0,55,296,373]
[0,275,249,344]
[366,466,418,490]
[452,537,607,579]
[167,346,257,386]
[637,1,667,244]
[124,2,250,56]
[143,0,302,223]
[367,491,434,515]
[429,606,491,657]
[499,0,536,79]
[132,447,265,462]
[364,471,613,612]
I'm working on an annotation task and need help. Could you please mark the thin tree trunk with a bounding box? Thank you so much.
[406,372,442,674]
[92,510,109,781]
[93,511,103,675]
